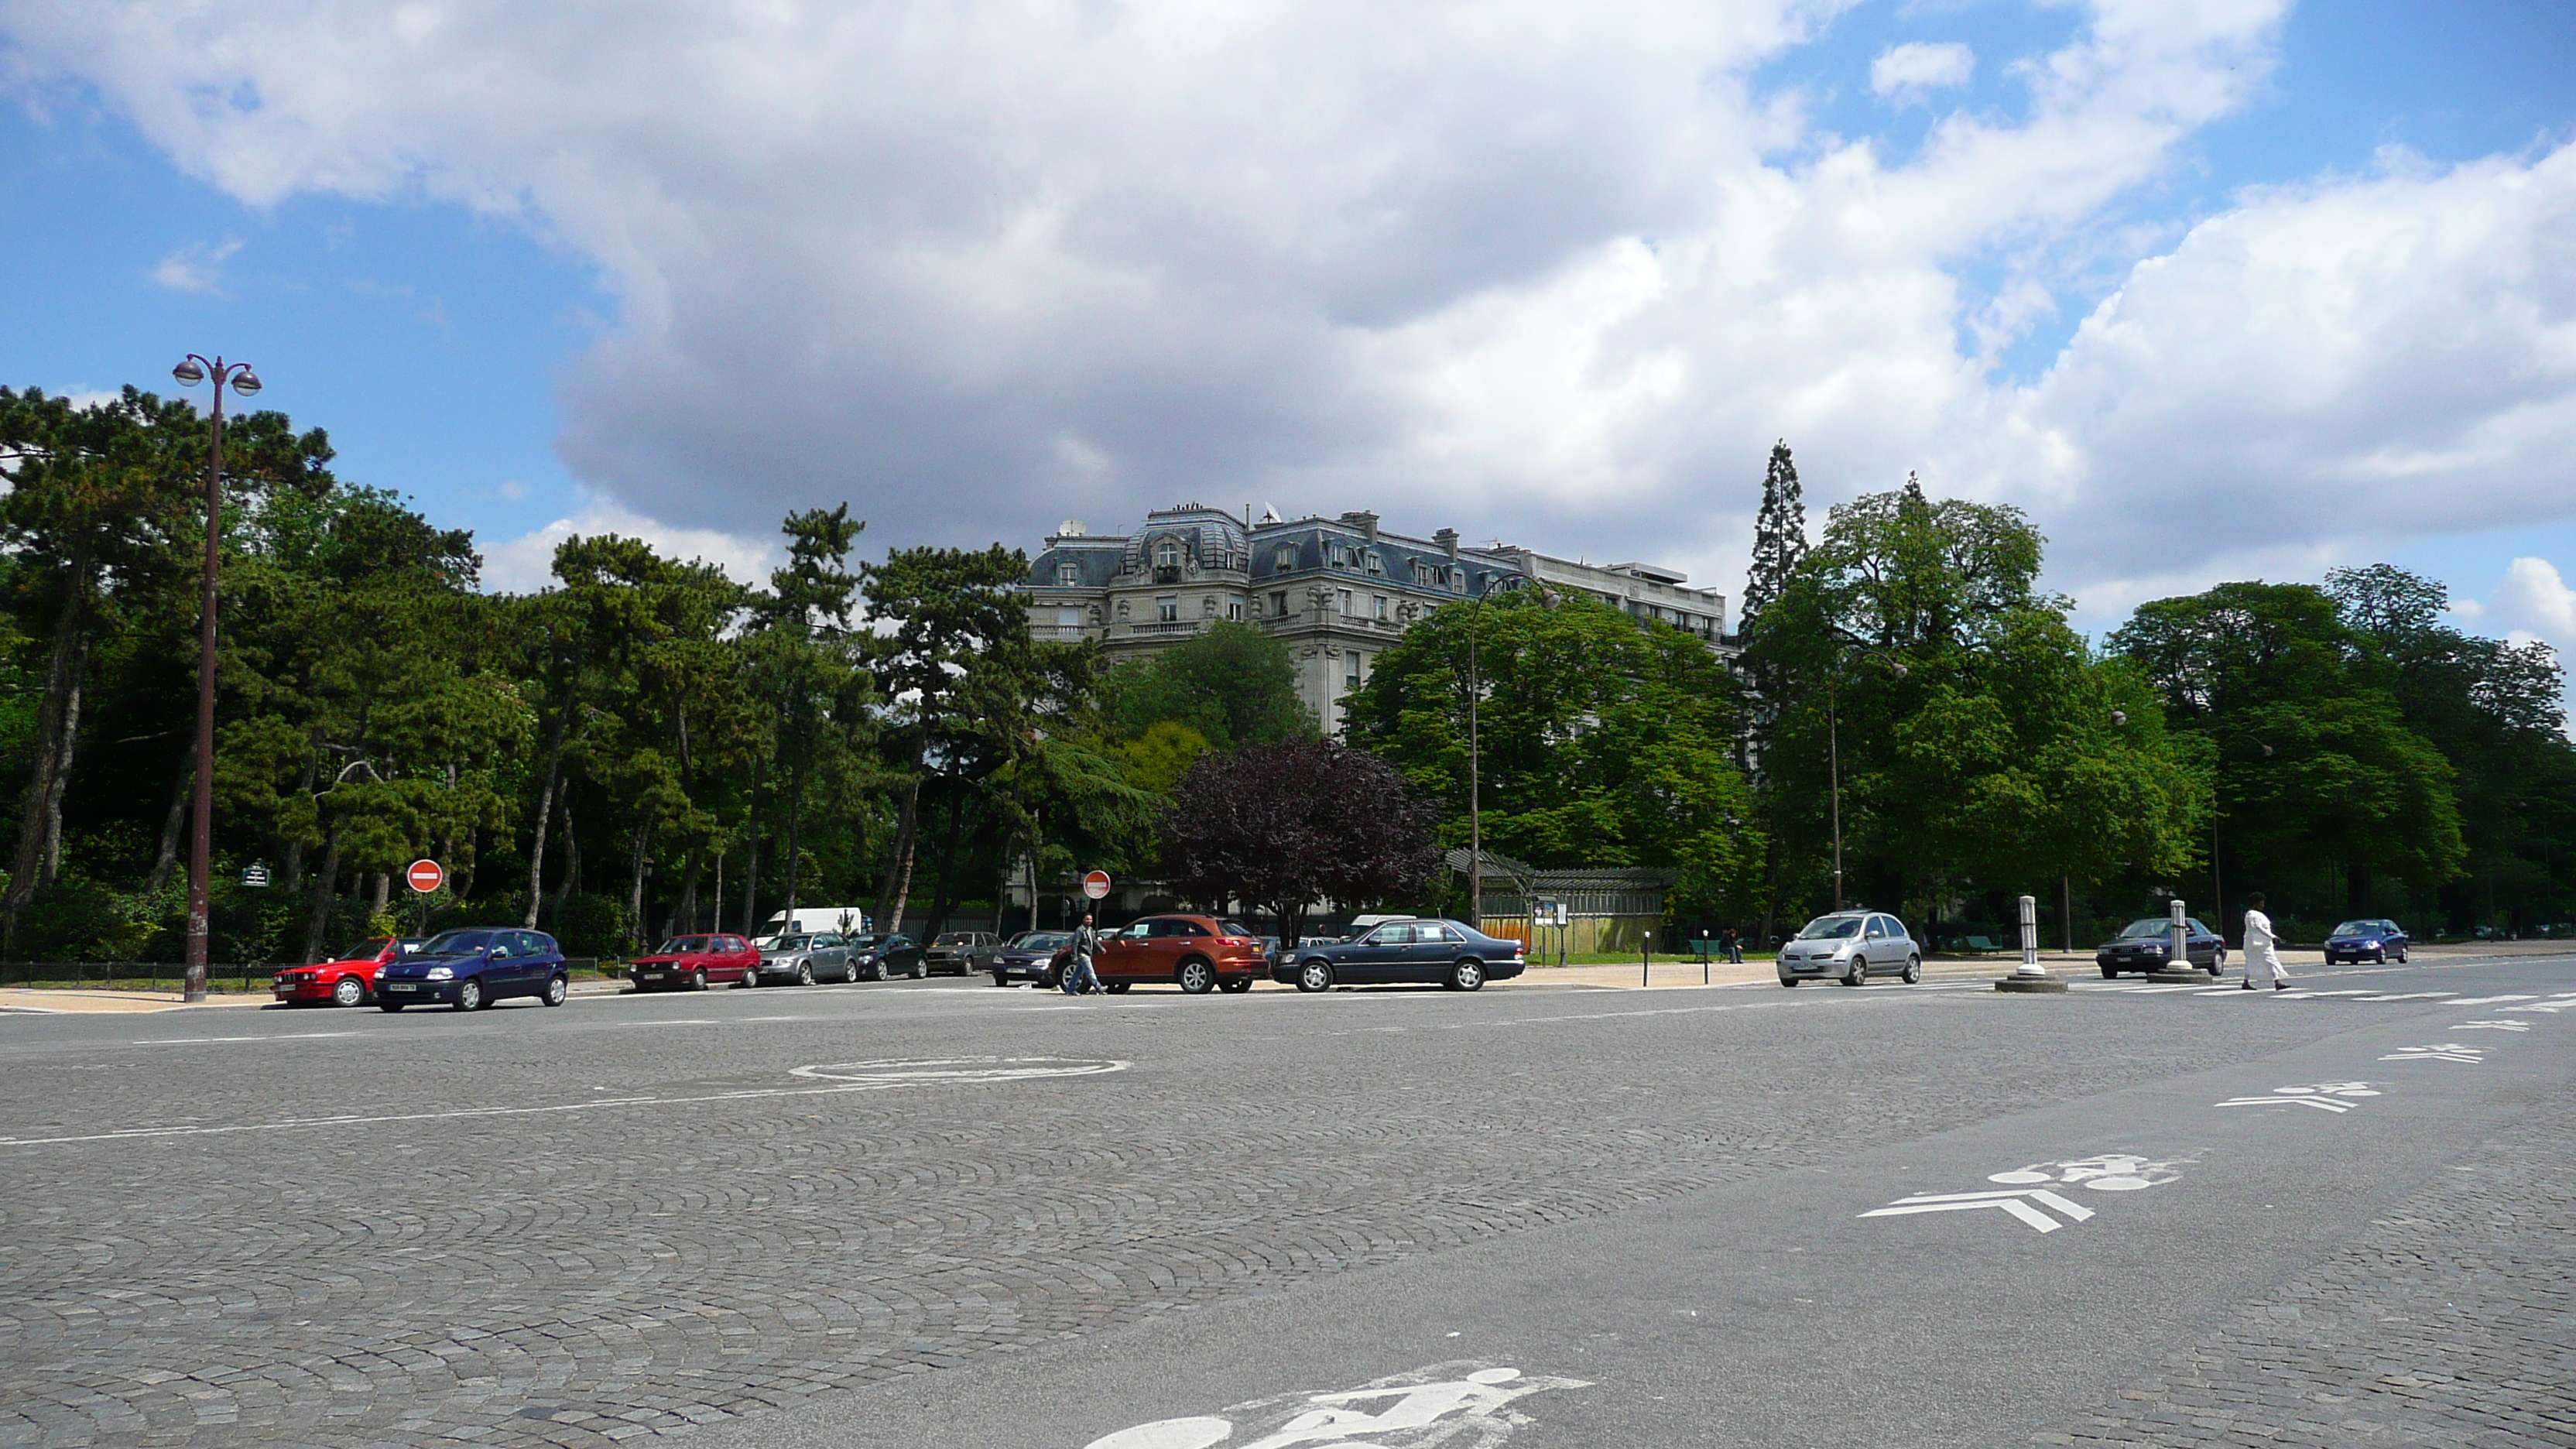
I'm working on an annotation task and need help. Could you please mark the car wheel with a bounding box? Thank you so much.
[379,1002,406,1012]
[796,961,815,986]
[2373,946,2386,964]
[1900,954,1921,985]
[1177,958,1216,995]
[1778,976,1800,988]
[457,978,484,1012]
[740,967,760,987]
[332,976,365,1008]
[1841,957,1867,987]
[844,962,861,985]
[541,974,569,1007]
[1297,960,1334,993]
[2396,947,2409,964]
[992,972,1009,988]
[690,968,708,992]
[1449,959,1485,992]
[911,961,927,979]
[2100,963,2119,978]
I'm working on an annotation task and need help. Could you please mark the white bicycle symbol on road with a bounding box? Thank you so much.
[1081,1364,1590,1449]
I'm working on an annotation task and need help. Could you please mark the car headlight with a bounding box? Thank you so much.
[426,966,454,981]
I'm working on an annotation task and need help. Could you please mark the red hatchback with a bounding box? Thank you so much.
[1095,915,1269,994]
[274,937,407,1007]
[629,934,761,992]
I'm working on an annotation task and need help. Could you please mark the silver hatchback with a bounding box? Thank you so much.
[748,931,855,985]
[1777,910,1921,986]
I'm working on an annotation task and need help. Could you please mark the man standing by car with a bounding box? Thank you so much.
[2242,892,2288,991]
[1062,913,1105,996]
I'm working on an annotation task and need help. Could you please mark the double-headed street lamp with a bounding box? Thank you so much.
[170,354,260,1003]
[1826,644,1907,911]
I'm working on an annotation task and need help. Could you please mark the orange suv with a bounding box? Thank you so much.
[1095,914,1268,994]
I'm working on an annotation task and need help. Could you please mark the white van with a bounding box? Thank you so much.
[761,906,872,938]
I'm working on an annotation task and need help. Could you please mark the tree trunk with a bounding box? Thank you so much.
[5,561,93,950]
[300,828,344,963]
[522,690,574,928]
[783,745,807,912]
[742,754,766,937]
[875,773,923,937]
[2059,874,2074,954]
[145,745,195,895]
[368,871,390,922]
[666,847,701,942]
[628,817,652,954]
[927,784,969,939]
[555,800,579,917]
[35,637,91,892]
[281,740,319,891]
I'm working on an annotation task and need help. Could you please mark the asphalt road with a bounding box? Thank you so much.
[2,954,2571,1448]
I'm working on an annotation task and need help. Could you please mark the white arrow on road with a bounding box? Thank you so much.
[2379,1043,2488,1064]
[2454,1020,2532,1032]
[2215,1081,2378,1113]
[1860,1187,2097,1233]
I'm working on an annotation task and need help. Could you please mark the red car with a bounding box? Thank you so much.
[629,934,762,992]
[273,937,409,1007]
[1094,914,1268,994]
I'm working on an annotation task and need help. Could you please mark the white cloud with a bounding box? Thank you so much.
[2490,557,2576,642]
[28,0,2574,620]
[478,491,774,595]
[1870,41,1975,101]
[146,236,242,293]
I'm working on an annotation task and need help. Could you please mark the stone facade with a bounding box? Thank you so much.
[1023,503,1732,731]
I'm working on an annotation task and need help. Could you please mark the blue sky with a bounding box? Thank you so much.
[3,0,2573,657]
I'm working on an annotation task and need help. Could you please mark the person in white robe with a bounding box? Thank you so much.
[2242,892,2288,990]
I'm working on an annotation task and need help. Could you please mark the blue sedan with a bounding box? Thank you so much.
[2323,919,2410,964]
[1272,918,1527,992]
[375,927,571,1012]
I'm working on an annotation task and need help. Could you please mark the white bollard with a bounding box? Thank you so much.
[2016,894,2044,977]
[2170,897,2188,971]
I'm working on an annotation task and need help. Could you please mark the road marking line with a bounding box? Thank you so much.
[1860,1188,2094,1232]
[2218,1095,2355,1112]
[129,1031,357,1046]
[2448,995,2537,1005]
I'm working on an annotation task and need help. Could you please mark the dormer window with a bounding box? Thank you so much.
[1056,562,1080,586]
[1413,560,1432,587]
[1155,540,1181,570]
[1275,544,1297,571]
[1364,551,1384,575]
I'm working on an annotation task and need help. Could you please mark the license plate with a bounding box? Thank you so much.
[389,983,419,992]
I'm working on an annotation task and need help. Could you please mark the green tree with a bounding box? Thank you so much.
[1098,621,1318,749]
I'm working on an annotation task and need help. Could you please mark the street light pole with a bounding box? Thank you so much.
[170,354,259,1003]
[1828,687,1844,911]
[1467,590,1482,930]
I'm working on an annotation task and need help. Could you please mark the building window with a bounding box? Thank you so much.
[1155,540,1181,570]
[1364,551,1384,575]
[1056,608,1081,627]
[1449,569,1465,594]
[1372,594,1388,621]
[1228,598,1244,621]
[1337,588,1353,616]
[1345,651,1364,687]
[1413,560,1432,586]
[1158,596,1179,622]
[1271,591,1289,618]
[1057,562,1080,586]
[1275,544,1297,571]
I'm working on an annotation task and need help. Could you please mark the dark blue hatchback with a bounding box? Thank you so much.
[2323,919,2409,965]
[375,928,570,1012]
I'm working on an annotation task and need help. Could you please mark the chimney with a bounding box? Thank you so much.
[1434,527,1459,559]
[1341,510,1380,543]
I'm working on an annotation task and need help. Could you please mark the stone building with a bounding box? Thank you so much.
[1023,503,1732,731]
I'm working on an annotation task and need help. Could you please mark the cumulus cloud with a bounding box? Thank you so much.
[14,0,2571,616]
[478,491,777,595]
[2491,557,2576,642]
[146,236,242,293]
[1870,41,1975,101]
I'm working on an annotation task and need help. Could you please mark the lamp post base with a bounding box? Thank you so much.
[1994,975,2068,993]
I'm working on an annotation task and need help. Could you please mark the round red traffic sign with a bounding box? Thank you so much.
[406,858,445,894]
[1082,870,1112,900]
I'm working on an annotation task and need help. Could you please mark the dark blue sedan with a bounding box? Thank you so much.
[375,928,570,1012]
[2324,918,2410,964]
[1272,918,1527,992]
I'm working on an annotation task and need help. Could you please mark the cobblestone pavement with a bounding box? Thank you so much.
[2044,1075,2576,1449]
[0,961,2568,1447]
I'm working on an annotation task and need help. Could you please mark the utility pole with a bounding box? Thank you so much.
[1468,594,1482,930]
[170,354,259,1003]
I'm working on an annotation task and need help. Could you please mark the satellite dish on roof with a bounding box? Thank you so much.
[1259,503,1283,523]
[1059,519,1087,536]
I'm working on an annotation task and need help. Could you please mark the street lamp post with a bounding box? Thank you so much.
[1467,591,1482,930]
[170,354,260,1003]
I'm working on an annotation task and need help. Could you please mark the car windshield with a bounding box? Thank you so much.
[845,934,885,949]
[654,937,711,955]
[1012,933,1070,950]
[334,937,393,960]
[419,930,497,954]
[2116,919,2178,940]
[769,935,812,951]
[1219,921,1255,938]
[2331,920,2381,937]
[934,933,975,945]
[1796,916,1865,940]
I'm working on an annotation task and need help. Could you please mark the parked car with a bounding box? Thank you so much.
[845,932,926,980]
[1776,911,1921,986]
[749,931,855,985]
[2324,919,2410,964]
[375,928,570,1012]
[273,937,409,1007]
[1096,914,1269,994]
[1275,918,1527,992]
[630,933,762,992]
[2095,917,2228,978]
[926,930,1002,976]
[988,931,1074,987]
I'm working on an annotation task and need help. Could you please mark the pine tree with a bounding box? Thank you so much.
[1742,441,1807,637]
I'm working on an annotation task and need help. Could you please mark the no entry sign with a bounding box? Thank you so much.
[1082,870,1112,900]
[406,858,445,894]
